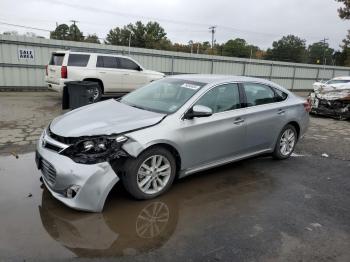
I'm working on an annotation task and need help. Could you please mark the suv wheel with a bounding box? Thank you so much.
[121,147,176,199]
[93,84,102,102]
[273,124,297,160]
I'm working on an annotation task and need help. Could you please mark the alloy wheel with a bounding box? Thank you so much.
[279,128,296,156]
[137,155,171,195]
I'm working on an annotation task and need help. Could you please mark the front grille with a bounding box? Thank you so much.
[41,158,57,186]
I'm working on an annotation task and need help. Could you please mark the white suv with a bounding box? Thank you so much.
[45,51,165,101]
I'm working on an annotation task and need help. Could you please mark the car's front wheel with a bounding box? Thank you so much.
[273,124,297,160]
[121,147,176,199]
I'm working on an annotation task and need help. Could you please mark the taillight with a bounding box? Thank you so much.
[304,98,311,112]
[61,66,67,79]
[45,65,48,76]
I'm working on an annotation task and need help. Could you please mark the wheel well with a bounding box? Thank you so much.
[83,78,104,94]
[146,143,181,176]
[288,121,300,139]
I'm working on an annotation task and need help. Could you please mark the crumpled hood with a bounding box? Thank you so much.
[315,89,350,101]
[50,99,166,137]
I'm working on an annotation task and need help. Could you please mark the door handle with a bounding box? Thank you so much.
[99,72,106,74]
[234,118,244,125]
[123,73,130,76]
[277,109,286,115]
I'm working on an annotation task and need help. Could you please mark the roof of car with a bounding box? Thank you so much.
[168,74,275,86]
[53,50,133,59]
[332,76,350,80]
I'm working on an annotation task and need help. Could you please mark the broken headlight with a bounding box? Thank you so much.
[61,135,129,164]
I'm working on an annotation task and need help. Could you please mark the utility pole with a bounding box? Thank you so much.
[189,40,193,54]
[209,26,216,54]
[70,20,79,40]
[128,31,132,55]
[321,37,329,80]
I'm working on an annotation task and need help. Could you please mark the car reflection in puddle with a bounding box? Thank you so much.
[39,187,179,257]
[38,158,274,258]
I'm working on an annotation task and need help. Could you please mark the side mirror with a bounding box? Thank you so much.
[185,105,213,119]
[137,65,143,71]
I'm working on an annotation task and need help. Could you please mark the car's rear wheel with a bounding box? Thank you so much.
[121,147,176,199]
[93,83,102,102]
[273,124,297,160]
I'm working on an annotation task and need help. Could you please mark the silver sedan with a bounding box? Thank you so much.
[36,75,310,212]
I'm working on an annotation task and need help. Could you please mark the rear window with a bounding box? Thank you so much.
[67,54,90,67]
[49,53,65,66]
[273,88,288,102]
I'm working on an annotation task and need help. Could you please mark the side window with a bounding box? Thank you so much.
[273,87,288,102]
[119,57,140,70]
[67,54,90,67]
[243,83,275,106]
[195,84,240,113]
[96,56,118,68]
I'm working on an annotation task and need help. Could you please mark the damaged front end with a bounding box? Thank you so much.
[36,127,133,212]
[56,131,130,165]
[310,87,350,120]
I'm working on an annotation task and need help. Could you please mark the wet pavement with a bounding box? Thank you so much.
[0,92,350,261]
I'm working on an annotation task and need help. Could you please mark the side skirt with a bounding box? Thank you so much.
[179,149,272,179]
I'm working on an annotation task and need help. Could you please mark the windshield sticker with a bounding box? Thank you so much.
[181,83,201,90]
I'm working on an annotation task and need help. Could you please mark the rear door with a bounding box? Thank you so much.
[96,56,124,93]
[241,82,288,152]
[66,53,90,80]
[118,57,148,91]
[47,52,66,84]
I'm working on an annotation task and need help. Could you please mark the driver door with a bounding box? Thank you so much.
[178,83,247,168]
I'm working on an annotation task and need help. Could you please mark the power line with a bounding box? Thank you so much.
[0,21,51,32]
[48,0,327,40]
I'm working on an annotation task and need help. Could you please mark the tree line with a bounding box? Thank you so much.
[48,1,350,66]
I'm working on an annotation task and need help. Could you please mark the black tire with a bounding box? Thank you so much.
[272,124,297,160]
[121,146,176,200]
[93,83,102,102]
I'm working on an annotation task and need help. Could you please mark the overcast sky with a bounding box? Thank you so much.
[0,0,348,50]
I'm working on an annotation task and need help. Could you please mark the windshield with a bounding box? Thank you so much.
[326,79,350,85]
[120,78,206,114]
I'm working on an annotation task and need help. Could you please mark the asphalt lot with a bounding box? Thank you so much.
[0,92,350,261]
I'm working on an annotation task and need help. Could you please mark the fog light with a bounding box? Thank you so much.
[66,185,80,198]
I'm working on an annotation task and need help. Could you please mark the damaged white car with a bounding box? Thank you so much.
[36,75,309,212]
[310,76,350,119]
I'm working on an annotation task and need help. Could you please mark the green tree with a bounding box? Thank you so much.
[336,0,350,19]
[69,24,84,41]
[106,21,168,49]
[105,26,130,46]
[144,22,167,48]
[307,42,334,65]
[266,35,307,63]
[340,30,350,66]
[84,34,101,44]
[50,24,70,40]
[222,38,259,58]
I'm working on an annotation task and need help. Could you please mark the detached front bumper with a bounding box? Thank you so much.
[36,131,120,212]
